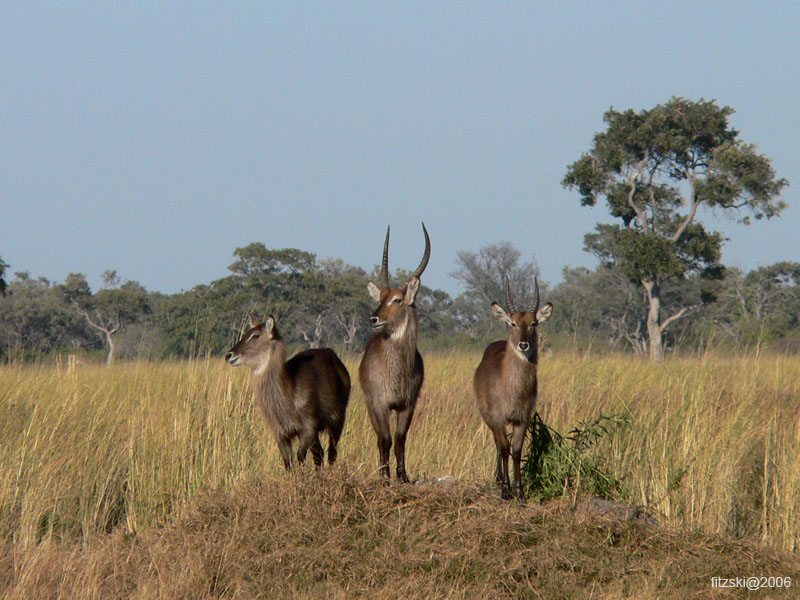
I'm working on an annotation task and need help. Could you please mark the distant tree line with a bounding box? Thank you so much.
[1,98,792,361]
[1,244,798,363]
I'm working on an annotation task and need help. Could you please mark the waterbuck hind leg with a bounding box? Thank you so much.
[326,417,345,464]
[276,435,294,471]
[296,427,320,466]
[394,405,416,483]
[378,434,392,480]
[310,435,324,467]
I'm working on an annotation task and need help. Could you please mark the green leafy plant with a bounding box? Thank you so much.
[523,412,631,503]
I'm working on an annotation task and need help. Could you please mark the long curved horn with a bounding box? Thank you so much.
[504,277,516,314]
[410,222,431,280]
[531,277,540,315]
[379,225,390,288]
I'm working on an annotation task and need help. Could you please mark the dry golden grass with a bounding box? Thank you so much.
[1,350,799,598]
[2,470,799,599]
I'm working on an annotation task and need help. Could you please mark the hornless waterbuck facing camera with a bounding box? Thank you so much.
[225,315,351,470]
[359,223,430,482]
[474,278,553,500]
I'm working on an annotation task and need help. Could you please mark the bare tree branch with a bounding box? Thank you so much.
[627,155,651,232]
[671,169,700,242]
[661,303,701,332]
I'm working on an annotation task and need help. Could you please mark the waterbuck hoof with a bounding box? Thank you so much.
[501,487,512,500]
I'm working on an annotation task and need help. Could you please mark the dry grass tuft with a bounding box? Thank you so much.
[1,469,798,599]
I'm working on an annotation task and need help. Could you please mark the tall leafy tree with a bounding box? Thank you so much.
[316,258,372,351]
[228,245,316,279]
[707,262,800,350]
[563,97,788,359]
[0,272,91,358]
[62,272,150,366]
[548,266,643,351]
[0,256,8,296]
[451,242,542,338]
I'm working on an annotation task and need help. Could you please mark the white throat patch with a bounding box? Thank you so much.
[391,314,409,340]
[510,340,533,362]
[512,346,529,361]
[253,356,272,377]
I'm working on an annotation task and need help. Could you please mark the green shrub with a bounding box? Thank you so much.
[523,412,631,503]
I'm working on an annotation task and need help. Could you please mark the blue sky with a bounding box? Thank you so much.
[2,2,797,296]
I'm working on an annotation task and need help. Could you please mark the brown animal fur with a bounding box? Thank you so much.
[226,315,350,469]
[359,223,429,482]
[474,279,552,499]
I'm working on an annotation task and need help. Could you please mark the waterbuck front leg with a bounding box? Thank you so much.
[368,405,392,480]
[511,421,528,501]
[394,404,417,483]
[490,426,512,499]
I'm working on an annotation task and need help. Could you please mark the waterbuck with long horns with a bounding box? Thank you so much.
[226,315,350,470]
[474,277,553,499]
[359,223,430,482]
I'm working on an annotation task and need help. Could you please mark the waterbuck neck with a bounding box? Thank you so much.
[252,342,302,431]
[252,341,288,380]
[507,334,538,365]
[390,310,416,340]
[363,309,420,410]
[385,309,418,356]
[503,338,538,400]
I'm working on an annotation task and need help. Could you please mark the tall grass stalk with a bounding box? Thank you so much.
[1,351,799,551]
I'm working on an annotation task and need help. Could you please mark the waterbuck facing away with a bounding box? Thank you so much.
[474,278,553,499]
[226,315,351,469]
[359,223,430,482]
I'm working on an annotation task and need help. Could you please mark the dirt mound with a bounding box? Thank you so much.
[3,469,798,599]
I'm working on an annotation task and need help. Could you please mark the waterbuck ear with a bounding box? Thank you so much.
[265,315,276,336]
[248,314,259,329]
[404,277,420,305]
[536,302,553,323]
[367,281,382,302]
[490,302,512,325]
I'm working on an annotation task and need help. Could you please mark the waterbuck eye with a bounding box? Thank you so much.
[392,297,402,304]
[511,321,518,328]
[249,333,260,341]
